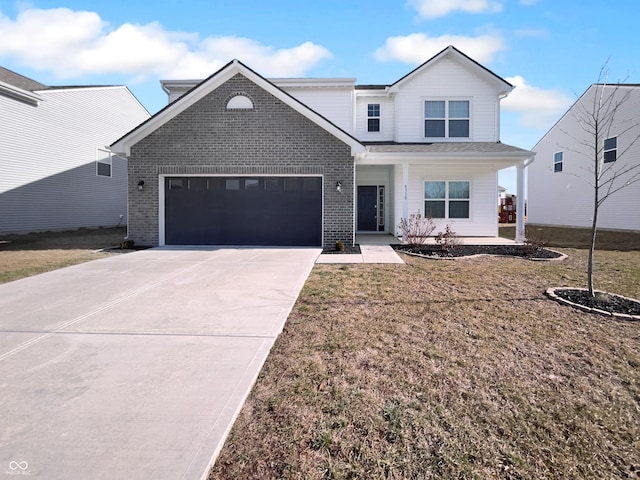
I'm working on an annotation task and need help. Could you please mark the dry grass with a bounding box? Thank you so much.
[210,248,640,479]
[500,224,640,251]
[0,227,126,283]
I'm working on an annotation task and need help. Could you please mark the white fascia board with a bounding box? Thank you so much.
[358,151,535,167]
[271,78,356,89]
[0,80,43,105]
[160,79,200,95]
[113,60,365,156]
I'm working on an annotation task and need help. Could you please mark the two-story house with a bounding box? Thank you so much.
[0,67,150,233]
[111,46,533,247]
[528,84,640,232]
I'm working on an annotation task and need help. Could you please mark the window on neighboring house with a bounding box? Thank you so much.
[367,103,380,132]
[96,148,112,177]
[554,151,563,172]
[424,100,470,138]
[604,136,617,163]
[424,181,470,219]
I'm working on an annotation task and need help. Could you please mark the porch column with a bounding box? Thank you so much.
[516,161,526,243]
[402,162,409,240]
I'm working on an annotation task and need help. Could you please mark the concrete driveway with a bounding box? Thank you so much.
[0,246,320,479]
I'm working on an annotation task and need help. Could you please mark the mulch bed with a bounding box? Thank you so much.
[321,245,362,254]
[547,288,640,318]
[393,244,563,260]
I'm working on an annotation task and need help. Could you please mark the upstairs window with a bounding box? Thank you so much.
[553,151,563,172]
[425,100,470,138]
[604,136,617,163]
[96,148,112,177]
[367,103,380,132]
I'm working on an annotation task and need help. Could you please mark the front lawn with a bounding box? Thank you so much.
[209,247,640,479]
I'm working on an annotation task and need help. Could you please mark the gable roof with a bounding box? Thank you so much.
[532,83,640,151]
[0,66,47,91]
[388,45,513,95]
[111,59,365,157]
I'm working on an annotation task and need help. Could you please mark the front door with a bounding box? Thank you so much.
[357,186,378,231]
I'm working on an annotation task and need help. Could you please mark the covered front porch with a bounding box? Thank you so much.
[354,142,534,243]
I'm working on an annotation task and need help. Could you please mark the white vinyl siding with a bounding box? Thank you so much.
[394,56,499,143]
[395,163,497,237]
[528,85,640,231]
[0,87,149,233]
[355,95,394,141]
[278,87,354,134]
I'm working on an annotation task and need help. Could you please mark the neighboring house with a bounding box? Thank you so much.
[528,84,640,232]
[0,67,150,233]
[111,46,533,247]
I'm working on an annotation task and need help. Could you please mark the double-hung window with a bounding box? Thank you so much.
[367,103,380,132]
[425,100,470,138]
[604,136,617,163]
[424,181,470,219]
[96,148,112,177]
[553,152,563,172]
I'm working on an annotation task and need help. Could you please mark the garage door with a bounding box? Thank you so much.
[164,176,322,246]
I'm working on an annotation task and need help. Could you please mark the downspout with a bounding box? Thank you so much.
[515,155,535,243]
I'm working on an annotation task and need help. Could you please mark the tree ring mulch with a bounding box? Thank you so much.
[546,287,640,320]
[392,244,566,261]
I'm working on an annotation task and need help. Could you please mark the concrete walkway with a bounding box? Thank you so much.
[0,247,319,479]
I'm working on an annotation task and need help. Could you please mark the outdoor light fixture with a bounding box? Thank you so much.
[336,181,342,193]
[137,180,145,191]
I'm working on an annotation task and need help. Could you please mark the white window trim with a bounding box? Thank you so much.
[423,180,472,220]
[96,148,113,178]
[553,151,563,173]
[603,136,617,163]
[423,98,472,141]
[367,103,381,133]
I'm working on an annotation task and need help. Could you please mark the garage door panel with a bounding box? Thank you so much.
[165,177,322,246]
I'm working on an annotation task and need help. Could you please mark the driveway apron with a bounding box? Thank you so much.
[0,247,320,479]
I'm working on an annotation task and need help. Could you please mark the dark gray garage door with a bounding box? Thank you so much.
[164,176,322,246]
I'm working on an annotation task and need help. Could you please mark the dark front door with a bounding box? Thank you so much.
[357,186,378,231]
[164,176,322,246]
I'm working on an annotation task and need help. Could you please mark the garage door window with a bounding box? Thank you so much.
[169,179,184,190]
[284,178,299,191]
[265,178,279,191]
[245,179,260,190]
[226,179,240,190]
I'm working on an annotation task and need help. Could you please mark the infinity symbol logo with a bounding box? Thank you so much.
[9,461,28,471]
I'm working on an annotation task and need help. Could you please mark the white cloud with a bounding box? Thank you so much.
[375,33,504,65]
[502,76,574,129]
[0,7,331,80]
[408,0,503,19]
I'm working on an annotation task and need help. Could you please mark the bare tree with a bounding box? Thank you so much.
[560,62,640,296]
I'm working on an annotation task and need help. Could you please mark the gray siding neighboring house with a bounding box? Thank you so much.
[528,84,640,232]
[0,67,150,233]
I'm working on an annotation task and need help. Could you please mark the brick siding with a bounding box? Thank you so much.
[128,74,355,247]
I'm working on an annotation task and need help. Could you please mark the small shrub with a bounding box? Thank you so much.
[398,212,437,246]
[335,240,345,251]
[435,224,460,252]
[522,230,549,255]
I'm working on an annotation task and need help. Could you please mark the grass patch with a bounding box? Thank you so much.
[500,224,640,251]
[209,248,640,479]
[0,227,126,283]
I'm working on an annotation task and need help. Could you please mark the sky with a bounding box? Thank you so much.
[1,0,639,193]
